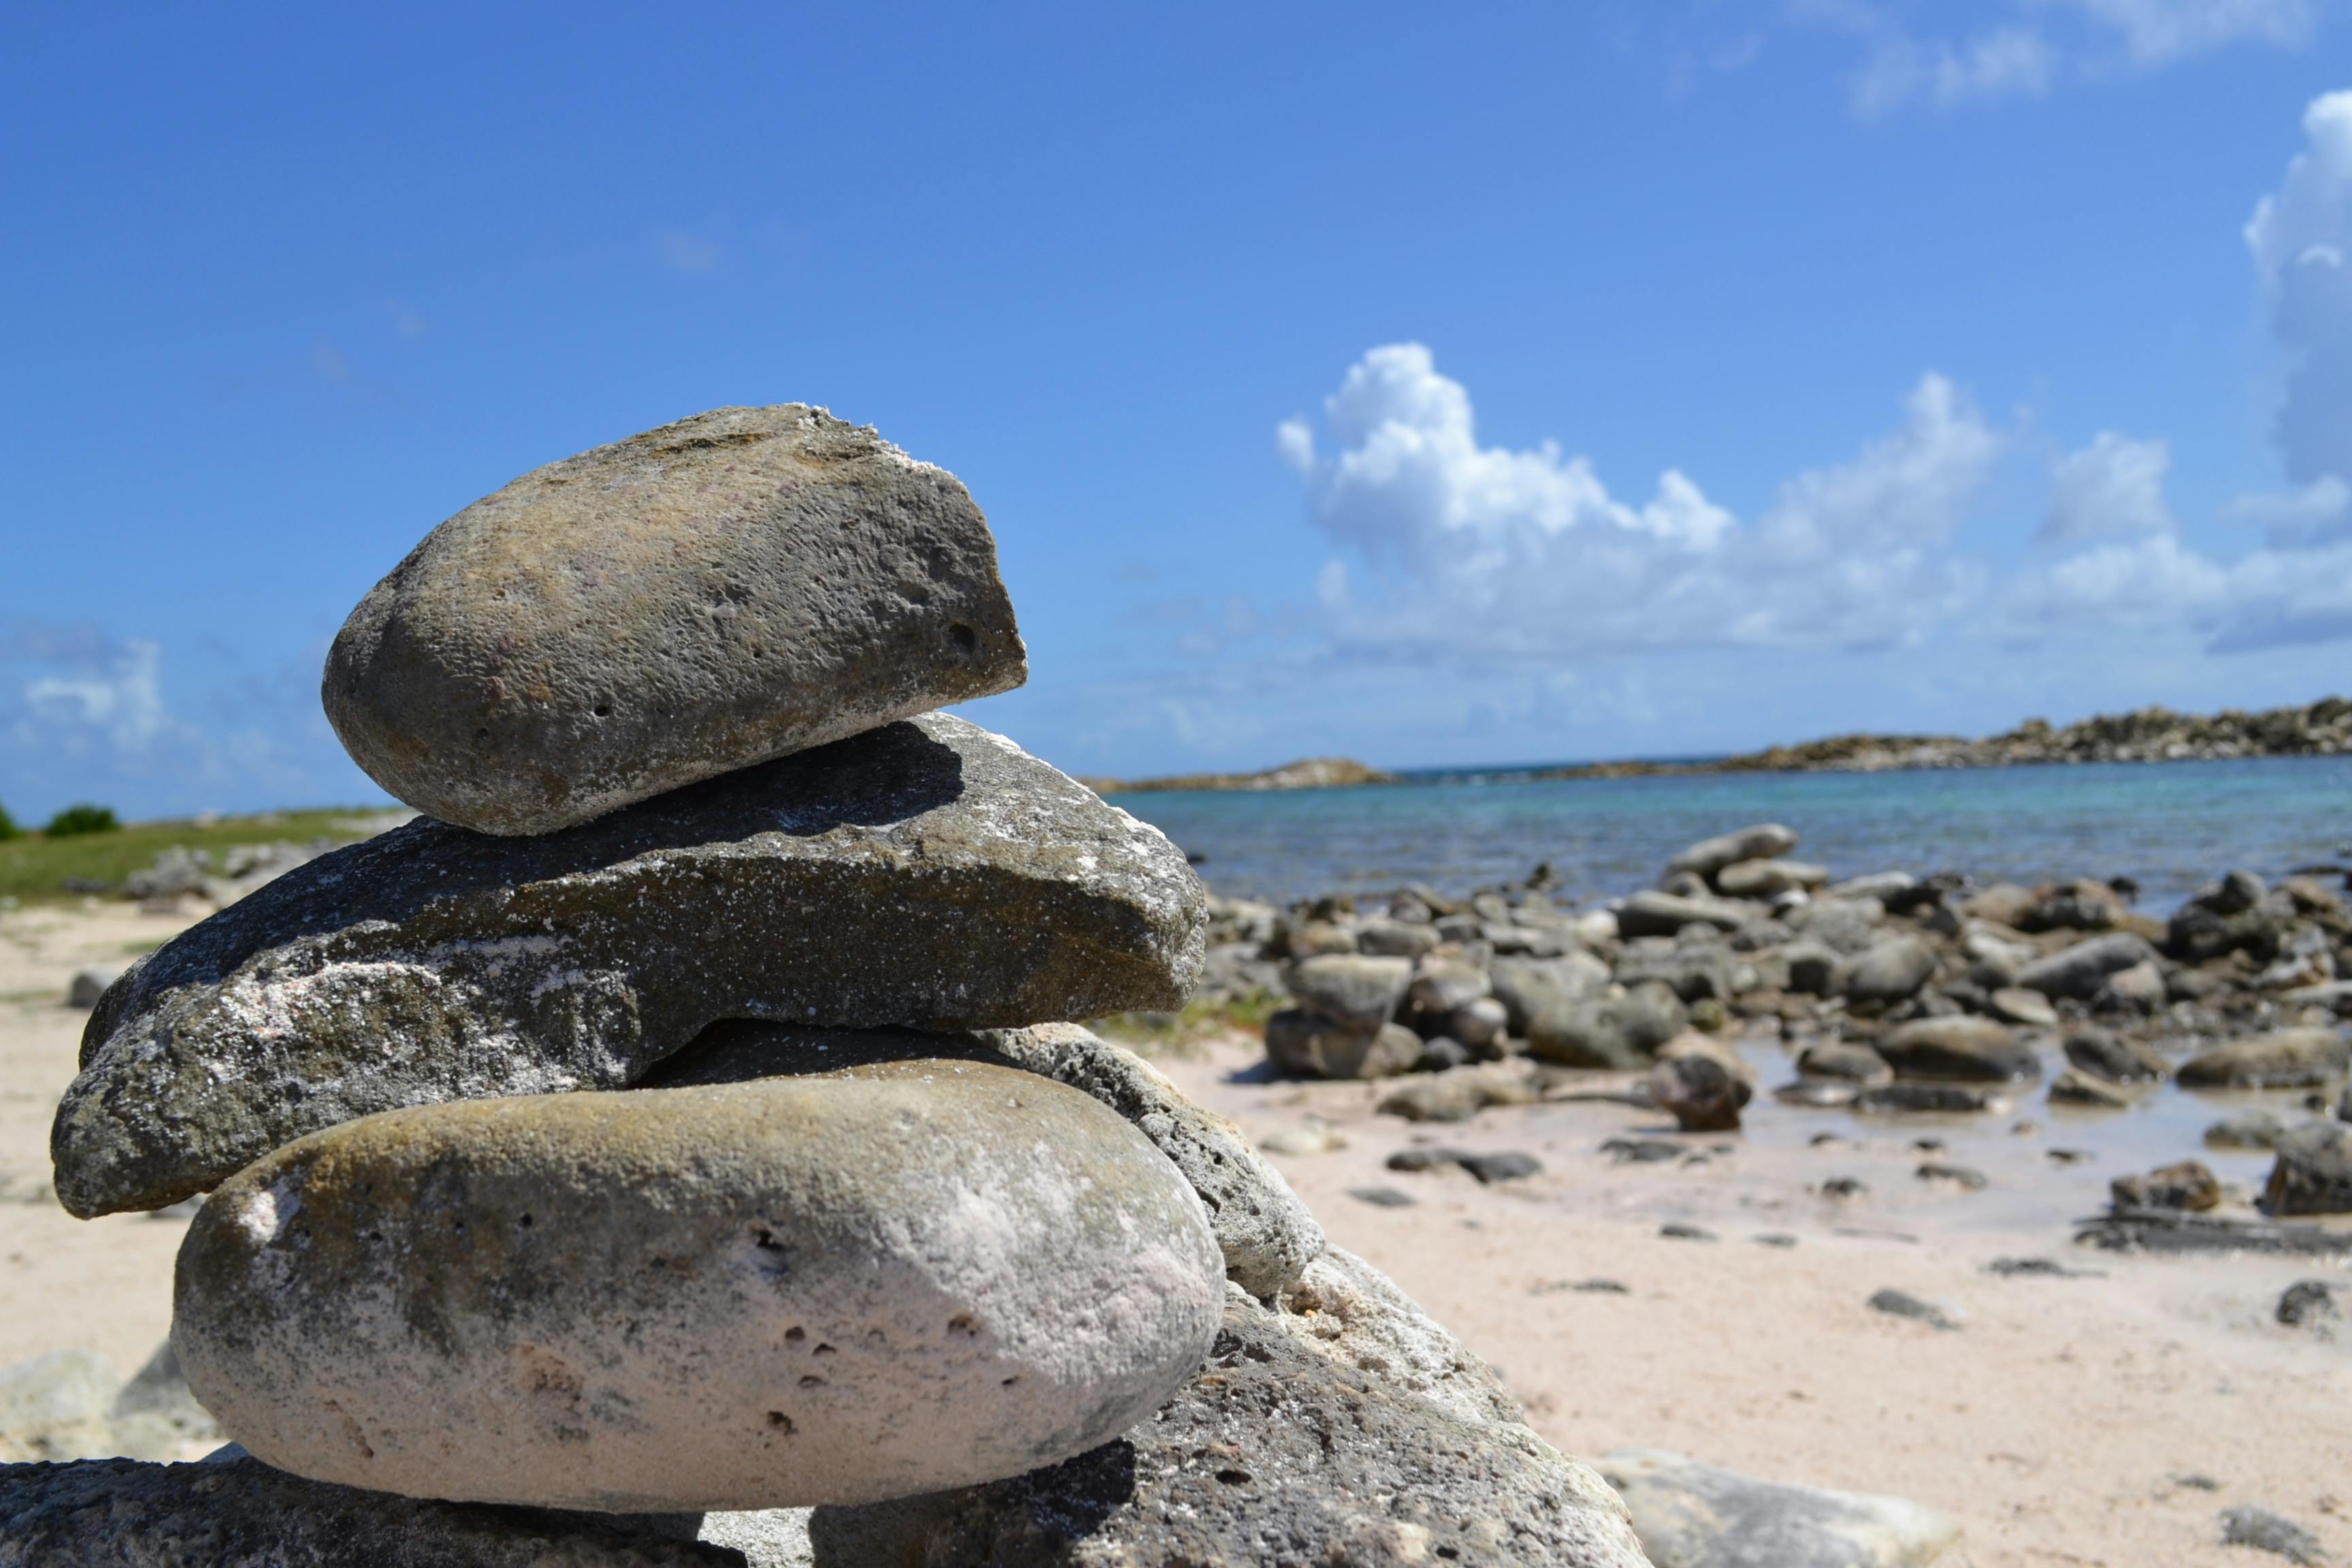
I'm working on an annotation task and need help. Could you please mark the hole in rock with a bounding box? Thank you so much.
[766,1411,794,1433]
[947,622,978,655]
[1215,1469,1251,1486]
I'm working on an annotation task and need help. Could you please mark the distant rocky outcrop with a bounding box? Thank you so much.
[1082,757,1394,794]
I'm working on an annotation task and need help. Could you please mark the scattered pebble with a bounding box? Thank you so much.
[1659,1223,1716,1242]
[1916,1162,1989,1191]
[1818,1177,1869,1199]
[1751,1233,1798,1248]
[1985,1257,2101,1278]
[1347,1186,1418,1209]
[1867,1288,1958,1329]
[1256,1120,1345,1156]
[1912,1138,1946,1152]
[1808,1132,1843,1147]
[2169,1473,2223,1492]
[2221,1504,2325,1565]
[1600,1137,1685,1164]
[2278,1279,2339,1327]
[2046,1148,2093,1164]
[1383,1148,1541,1184]
[1533,1278,1631,1295]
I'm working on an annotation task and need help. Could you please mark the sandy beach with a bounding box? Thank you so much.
[3,899,2346,1565]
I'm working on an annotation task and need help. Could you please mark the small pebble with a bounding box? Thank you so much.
[1818,1177,1869,1199]
[1867,1288,1958,1330]
[1601,1138,1684,1164]
[2221,1503,2325,1565]
[1659,1223,1716,1242]
[1752,1233,1798,1248]
[2046,1148,2093,1164]
[1985,1257,2100,1278]
[1348,1186,1418,1209]
[1916,1162,1989,1191]
[2278,1279,2339,1327]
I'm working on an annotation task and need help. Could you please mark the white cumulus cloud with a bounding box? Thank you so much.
[2042,431,2175,542]
[2247,89,2352,489]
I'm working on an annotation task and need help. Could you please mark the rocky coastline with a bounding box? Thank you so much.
[1086,695,2352,793]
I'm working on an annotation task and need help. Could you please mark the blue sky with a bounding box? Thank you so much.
[4,1,2351,819]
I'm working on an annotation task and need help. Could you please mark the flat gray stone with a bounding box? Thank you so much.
[1876,1017,2039,1083]
[2014,932,2160,1001]
[806,1251,1648,1567]
[54,714,1204,1218]
[323,405,1026,836]
[1285,954,1412,1032]
[1669,825,1799,880]
[2178,1028,2349,1090]
[1841,937,1936,1004]
[2268,1120,2352,1215]
[651,1019,1326,1298]
[174,1066,1224,1512]
[1597,1448,1961,1567]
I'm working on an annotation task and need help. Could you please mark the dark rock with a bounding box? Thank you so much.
[323,406,1026,837]
[2109,1160,2221,1212]
[2062,1028,2169,1082]
[2016,879,2123,934]
[1752,1233,1798,1248]
[64,967,122,1011]
[1386,1147,1542,1183]
[1867,1289,1957,1330]
[1596,1449,1961,1568]
[1916,1162,1988,1191]
[809,1254,1650,1567]
[1853,1083,2002,1113]
[2221,1504,2326,1565]
[2267,1121,2352,1215]
[1418,1036,1475,1073]
[1984,1257,2099,1277]
[1659,1223,1716,1241]
[2277,1279,2338,1326]
[0,1454,770,1564]
[1648,1053,1751,1132]
[2077,1208,2352,1256]
[1818,1177,1869,1198]
[1601,1138,1686,1164]
[1570,1279,1631,1294]
[54,715,1204,1218]
[2178,1028,2349,1089]
[1349,1186,1418,1209]
[1876,1017,2039,1082]
[1780,940,1840,996]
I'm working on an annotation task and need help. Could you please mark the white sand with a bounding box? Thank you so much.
[3,903,2343,1564]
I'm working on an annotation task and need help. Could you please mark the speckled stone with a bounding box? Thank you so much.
[172,1065,1224,1512]
[54,714,1206,1218]
[323,406,1026,836]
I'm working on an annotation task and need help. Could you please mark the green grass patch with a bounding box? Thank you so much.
[1089,989,1282,1058]
[0,807,400,906]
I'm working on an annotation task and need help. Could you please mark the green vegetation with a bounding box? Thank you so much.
[42,804,120,836]
[0,807,398,906]
[1090,989,1282,1058]
[0,802,16,840]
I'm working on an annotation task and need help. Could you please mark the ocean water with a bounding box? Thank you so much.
[1113,755,2352,911]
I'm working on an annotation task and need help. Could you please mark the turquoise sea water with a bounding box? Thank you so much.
[1113,756,2352,911]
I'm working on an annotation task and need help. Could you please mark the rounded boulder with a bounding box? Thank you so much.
[323,406,1026,836]
[172,1062,1223,1512]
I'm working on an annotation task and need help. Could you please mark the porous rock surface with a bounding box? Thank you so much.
[172,1066,1226,1512]
[806,1250,1649,1567]
[55,714,1205,1217]
[644,1019,1326,1298]
[323,405,1026,836]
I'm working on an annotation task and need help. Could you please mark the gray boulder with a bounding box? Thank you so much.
[54,714,1204,1218]
[650,1020,1326,1299]
[2204,1109,2287,1149]
[1616,941,1742,1004]
[1618,892,1752,939]
[1489,953,1611,1033]
[1407,959,1492,1016]
[1377,1060,1544,1123]
[1262,1013,1423,1081]
[323,405,1026,837]
[1714,858,1828,898]
[1876,1017,2039,1083]
[1597,1448,1961,1567]
[1786,899,1884,955]
[1526,983,1688,1071]
[2014,932,2160,1001]
[1840,937,1937,1004]
[1286,954,1413,1033]
[1669,825,1799,880]
[1782,941,1841,996]
[1355,917,1441,959]
[808,1252,1649,1567]
[1797,1042,1893,1085]
[2061,1028,2168,1083]
[174,1066,1225,1511]
[2267,1121,2352,1215]
[2177,1028,2349,1089]
[2110,1160,2221,1212]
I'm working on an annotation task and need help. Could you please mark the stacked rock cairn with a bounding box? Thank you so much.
[14,407,1650,1567]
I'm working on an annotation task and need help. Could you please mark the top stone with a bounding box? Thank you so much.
[323,406,1027,836]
